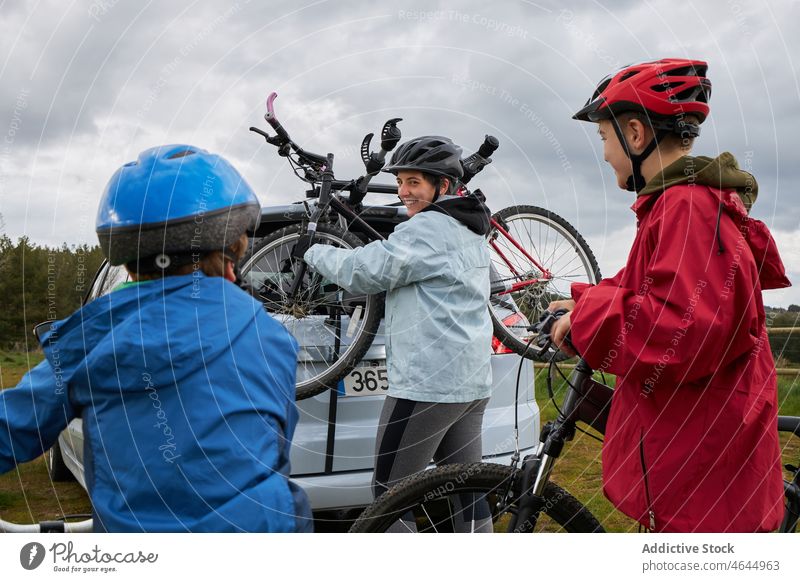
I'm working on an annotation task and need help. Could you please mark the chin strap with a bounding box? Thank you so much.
[611,122,669,193]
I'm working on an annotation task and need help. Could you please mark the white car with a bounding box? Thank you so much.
[50,202,539,530]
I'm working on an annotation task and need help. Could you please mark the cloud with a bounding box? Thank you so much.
[0,0,797,304]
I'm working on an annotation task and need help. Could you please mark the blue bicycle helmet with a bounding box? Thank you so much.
[96,144,260,271]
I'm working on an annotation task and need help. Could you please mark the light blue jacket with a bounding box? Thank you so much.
[304,211,492,403]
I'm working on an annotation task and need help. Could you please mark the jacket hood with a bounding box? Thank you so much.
[632,155,790,292]
[638,152,758,211]
[419,189,492,236]
[39,273,261,390]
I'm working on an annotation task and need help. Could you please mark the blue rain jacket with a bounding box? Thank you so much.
[0,272,311,532]
[304,210,492,403]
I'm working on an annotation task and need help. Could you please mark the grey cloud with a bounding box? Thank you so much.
[1,0,798,302]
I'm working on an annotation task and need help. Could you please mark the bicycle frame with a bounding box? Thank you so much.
[489,217,553,296]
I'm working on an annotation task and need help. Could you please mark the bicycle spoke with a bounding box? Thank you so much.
[487,207,600,361]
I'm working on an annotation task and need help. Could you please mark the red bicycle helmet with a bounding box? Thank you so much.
[573,58,711,132]
[573,59,711,192]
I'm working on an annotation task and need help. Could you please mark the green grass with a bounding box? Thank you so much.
[0,350,92,524]
[0,349,44,389]
[0,351,797,532]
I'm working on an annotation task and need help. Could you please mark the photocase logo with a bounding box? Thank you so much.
[19,542,46,570]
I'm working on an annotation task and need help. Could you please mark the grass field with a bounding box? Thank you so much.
[0,350,92,524]
[0,351,798,532]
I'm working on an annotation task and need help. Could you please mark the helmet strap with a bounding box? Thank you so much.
[611,120,668,193]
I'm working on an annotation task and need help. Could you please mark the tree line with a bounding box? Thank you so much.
[0,233,798,364]
[0,235,105,349]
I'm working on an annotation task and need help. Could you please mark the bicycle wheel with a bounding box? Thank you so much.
[489,205,601,361]
[240,223,384,400]
[349,463,603,533]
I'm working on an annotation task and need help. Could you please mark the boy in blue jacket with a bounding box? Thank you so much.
[0,145,311,532]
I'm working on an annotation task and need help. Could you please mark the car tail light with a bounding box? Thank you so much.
[491,312,528,354]
[492,335,514,354]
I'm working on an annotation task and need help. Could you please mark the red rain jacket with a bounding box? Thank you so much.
[570,180,790,532]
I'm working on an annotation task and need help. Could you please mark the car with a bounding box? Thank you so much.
[49,199,539,530]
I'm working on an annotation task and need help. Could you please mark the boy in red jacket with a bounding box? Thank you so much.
[552,59,791,532]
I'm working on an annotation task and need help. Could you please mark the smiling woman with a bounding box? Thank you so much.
[303,134,498,532]
[395,171,445,216]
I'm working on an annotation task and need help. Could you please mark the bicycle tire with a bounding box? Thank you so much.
[240,223,384,400]
[349,462,604,533]
[489,205,601,361]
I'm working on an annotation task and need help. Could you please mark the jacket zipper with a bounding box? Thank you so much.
[639,430,656,532]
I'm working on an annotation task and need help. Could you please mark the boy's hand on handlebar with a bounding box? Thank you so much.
[547,299,576,313]
[550,312,576,357]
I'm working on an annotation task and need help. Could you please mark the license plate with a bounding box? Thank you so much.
[342,364,389,396]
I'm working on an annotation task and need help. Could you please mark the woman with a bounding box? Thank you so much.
[302,136,494,532]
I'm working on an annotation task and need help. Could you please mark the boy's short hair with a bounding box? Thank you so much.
[615,111,699,151]
[129,233,249,280]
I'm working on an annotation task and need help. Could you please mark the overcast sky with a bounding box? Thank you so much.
[1,0,798,305]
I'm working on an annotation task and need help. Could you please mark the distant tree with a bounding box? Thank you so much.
[788,304,800,313]
[0,237,104,349]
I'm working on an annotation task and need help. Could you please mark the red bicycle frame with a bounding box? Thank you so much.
[489,217,552,296]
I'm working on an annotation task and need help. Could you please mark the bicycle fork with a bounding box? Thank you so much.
[506,362,592,532]
[507,428,570,532]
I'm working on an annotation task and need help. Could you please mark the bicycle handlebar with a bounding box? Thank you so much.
[0,517,93,533]
[253,93,329,169]
[530,308,576,358]
[255,93,498,193]
[477,134,500,158]
[461,135,499,184]
[265,92,291,143]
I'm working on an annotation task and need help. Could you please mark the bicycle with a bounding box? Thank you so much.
[241,93,601,400]
[348,310,800,533]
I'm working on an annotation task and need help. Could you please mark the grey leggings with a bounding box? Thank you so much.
[373,396,491,532]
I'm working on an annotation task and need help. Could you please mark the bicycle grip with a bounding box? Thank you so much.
[477,135,499,158]
[264,92,290,143]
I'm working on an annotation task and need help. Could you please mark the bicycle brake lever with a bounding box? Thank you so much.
[249,127,283,146]
[529,308,570,357]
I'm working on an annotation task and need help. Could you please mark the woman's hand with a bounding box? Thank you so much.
[550,311,576,357]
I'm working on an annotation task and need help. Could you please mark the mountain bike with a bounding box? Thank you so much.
[241,93,600,400]
[348,310,800,533]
